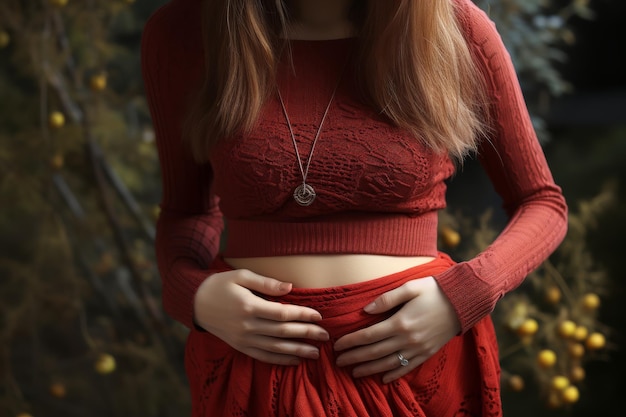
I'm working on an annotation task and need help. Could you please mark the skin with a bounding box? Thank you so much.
[285,0,356,40]
[193,0,461,384]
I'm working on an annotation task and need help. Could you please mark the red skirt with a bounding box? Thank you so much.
[185,253,502,416]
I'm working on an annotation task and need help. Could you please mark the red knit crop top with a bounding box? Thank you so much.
[141,0,568,333]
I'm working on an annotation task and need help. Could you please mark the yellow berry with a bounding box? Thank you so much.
[508,375,524,392]
[0,30,9,49]
[440,225,461,248]
[516,318,539,336]
[94,353,116,374]
[561,385,580,404]
[152,205,161,220]
[557,320,576,338]
[48,111,65,129]
[573,325,588,341]
[90,73,107,92]
[537,349,557,368]
[546,391,562,409]
[551,375,570,391]
[585,332,606,350]
[581,293,600,310]
[570,365,585,382]
[568,342,585,359]
[50,153,64,170]
[49,382,67,398]
[544,285,561,304]
[49,0,69,7]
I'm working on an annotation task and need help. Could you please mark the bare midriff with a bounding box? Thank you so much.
[223,255,436,288]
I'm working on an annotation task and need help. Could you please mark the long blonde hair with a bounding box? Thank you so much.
[186,0,490,162]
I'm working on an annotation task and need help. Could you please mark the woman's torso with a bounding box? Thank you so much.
[214,40,451,287]
[224,255,436,288]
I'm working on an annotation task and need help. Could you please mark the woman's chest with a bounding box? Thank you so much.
[210,95,455,218]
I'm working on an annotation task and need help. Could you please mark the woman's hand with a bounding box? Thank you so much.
[194,269,330,365]
[333,276,460,383]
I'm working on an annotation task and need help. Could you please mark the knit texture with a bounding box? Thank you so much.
[185,255,503,417]
[141,0,567,335]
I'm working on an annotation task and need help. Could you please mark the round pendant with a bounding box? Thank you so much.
[293,183,316,206]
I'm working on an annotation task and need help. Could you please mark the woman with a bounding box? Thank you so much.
[141,0,568,415]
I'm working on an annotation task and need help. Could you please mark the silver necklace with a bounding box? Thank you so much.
[276,80,341,206]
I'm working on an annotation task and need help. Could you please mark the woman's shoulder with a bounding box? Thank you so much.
[452,0,512,69]
[452,0,501,44]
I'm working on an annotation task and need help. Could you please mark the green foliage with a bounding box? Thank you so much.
[440,182,614,411]
[475,0,594,141]
[1,1,185,416]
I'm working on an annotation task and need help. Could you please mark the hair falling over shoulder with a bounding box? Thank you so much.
[185,0,491,163]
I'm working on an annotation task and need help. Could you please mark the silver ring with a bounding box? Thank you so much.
[397,352,409,367]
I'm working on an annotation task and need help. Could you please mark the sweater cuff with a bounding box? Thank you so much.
[162,260,216,330]
[433,261,503,333]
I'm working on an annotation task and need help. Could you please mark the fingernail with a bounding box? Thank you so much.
[352,370,364,378]
[364,302,376,313]
[307,349,320,359]
[311,313,322,321]
[278,282,291,291]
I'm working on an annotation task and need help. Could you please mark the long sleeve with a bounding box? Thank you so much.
[434,0,568,333]
[141,0,224,329]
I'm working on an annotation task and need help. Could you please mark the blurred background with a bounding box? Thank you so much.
[0,0,623,416]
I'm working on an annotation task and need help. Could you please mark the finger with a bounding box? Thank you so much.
[243,346,302,366]
[351,350,412,379]
[353,351,429,381]
[363,278,429,314]
[335,336,399,367]
[250,296,326,323]
[250,334,321,359]
[233,269,294,296]
[334,320,390,351]
[381,353,429,384]
[253,318,329,342]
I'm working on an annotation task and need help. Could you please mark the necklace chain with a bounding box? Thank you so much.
[277,73,344,206]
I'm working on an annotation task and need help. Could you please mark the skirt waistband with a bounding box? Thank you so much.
[210,252,455,339]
